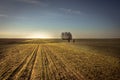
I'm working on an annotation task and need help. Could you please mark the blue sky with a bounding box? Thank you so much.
[0,0,120,38]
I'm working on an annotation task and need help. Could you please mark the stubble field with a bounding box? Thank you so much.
[0,39,120,80]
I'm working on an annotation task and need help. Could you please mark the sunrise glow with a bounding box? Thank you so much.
[26,33,51,38]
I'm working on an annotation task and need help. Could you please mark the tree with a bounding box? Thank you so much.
[61,32,72,42]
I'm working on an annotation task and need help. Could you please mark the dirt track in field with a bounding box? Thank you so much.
[0,39,120,80]
[0,44,84,80]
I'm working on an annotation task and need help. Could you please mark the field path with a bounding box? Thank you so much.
[0,43,85,80]
[40,46,85,80]
[0,44,35,80]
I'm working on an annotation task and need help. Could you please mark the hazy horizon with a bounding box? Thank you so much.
[0,0,120,38]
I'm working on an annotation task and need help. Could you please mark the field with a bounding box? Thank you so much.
[0,39,120,80]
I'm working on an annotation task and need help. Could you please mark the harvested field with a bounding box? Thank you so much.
[0,39,120,80]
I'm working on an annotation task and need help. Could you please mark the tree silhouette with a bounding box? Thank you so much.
[61,32,72,42]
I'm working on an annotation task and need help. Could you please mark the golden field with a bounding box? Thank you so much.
[0,39,120,80]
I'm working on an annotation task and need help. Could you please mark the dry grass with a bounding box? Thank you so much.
[0,39,119,80]
[47,42,120,80]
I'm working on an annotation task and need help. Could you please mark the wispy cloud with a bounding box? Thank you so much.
[0,14,28,20]
[21,0,40,4]
[0,14,8,17]
[17,0,48,6]
[60,8,82,15]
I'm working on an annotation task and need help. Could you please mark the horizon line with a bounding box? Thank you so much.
[0,37,120,39]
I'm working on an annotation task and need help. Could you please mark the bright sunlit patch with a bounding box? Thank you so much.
[26,32,51,39]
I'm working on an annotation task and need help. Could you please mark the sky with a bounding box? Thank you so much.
[0,0,120,38]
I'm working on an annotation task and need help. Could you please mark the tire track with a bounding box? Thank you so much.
[30,45,41,80]
[43,46,68,80]
[43,48,53,80]
[41,48,49,80]
[48,45,85,80]
[0,45,36,80]
[44,46,85,80]
[2,44,38,80]
[0,40,85,80]
[18,45,39,80]
[40,46,58,80]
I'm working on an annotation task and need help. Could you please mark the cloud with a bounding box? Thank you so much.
[20,0,40,4]
[60,8,82,15]
[0,14,8,17]
[0,14,26,19]
[0,14,28,20]
[17,0,48,6]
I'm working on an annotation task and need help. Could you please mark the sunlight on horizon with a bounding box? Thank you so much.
[26,32,52,39]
